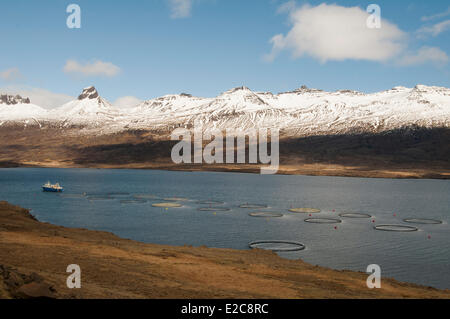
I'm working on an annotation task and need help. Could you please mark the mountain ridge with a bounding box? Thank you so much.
[0,84,449,137]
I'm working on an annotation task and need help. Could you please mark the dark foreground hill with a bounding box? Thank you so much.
[0,126,449,179]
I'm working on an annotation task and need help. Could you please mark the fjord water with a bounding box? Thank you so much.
[0,168,449,289]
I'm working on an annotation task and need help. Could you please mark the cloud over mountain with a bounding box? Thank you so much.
[265,4,406,63]
[63,60,121,77]
[113,96,143,108]
[399,46,449,66]
[0,86,73,109]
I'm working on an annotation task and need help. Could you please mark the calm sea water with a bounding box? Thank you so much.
[0,168,449,289]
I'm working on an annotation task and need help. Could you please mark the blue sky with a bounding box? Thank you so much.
[0,0,449,107]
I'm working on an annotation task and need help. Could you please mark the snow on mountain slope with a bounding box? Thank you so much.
[48,86,120,127]
[124,84,450,136]
[0,103,47,121]
[127,86,288,131]
[130,93,211,118]
[0,93,47,123]
[256,85,450,136]
[0,85,449,136]
[178,86,293,131]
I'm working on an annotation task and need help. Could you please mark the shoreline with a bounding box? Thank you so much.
[1,162,450,180]
[0,201,449,299]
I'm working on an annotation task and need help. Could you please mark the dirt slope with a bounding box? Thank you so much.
[0,201,449,299]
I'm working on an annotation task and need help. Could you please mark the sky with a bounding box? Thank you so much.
[0,0,449,108]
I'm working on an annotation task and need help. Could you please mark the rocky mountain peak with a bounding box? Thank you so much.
[292,85,323,94]
[0,94,31,105]
[78,86,99,100]
[224,86,252,95]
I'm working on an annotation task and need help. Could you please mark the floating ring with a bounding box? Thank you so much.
[249,240,306,252]
[197,200,225,205]
[248,212,283,218]
[374,224,419,232]
[339,213,372,219]
[403,218,443,225]
[163,197,189,202]
[304,218,342,224]
[152,203,182,208]
[289,208,321,214]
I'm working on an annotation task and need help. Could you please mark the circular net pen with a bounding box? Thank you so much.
[289,208,321,214]
[239,204,268,209]
[248,212,284,218]
[163,197,190,202]
[374,224,419,232]
[198,207,231,212]
[197,200,225,205]
[304,218,342,224]
[403,218,443,225]
[339,213,372,219]
[249,240,306,252]
[152,203,183,208]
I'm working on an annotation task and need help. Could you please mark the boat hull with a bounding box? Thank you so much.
[42,187,63,193]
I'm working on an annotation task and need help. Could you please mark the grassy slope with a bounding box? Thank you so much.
[0,201,449,299]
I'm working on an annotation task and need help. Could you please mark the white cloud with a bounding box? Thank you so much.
[0,68,23,82]
[113,96,142,108]
[277,0,296,14]
[63,59,121,77]
[417,19,450,37]
[0,86,74,108]
[421,7,450,22]
[398,46,449,66]
[168,0,192,19]
[265,3,406,63]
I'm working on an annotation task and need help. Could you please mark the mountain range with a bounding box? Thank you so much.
[1,85,449,178]
[1,85,449,137]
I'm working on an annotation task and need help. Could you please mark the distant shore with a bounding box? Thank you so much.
[1,126,449,180]
[0,201,449,299]
[1,161,450,180]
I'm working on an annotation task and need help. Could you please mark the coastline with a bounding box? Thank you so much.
[1,161,450,180]
[1,201,449,299]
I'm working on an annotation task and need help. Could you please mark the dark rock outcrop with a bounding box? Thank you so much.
[0,265,57,299]
[0,94,31,105]
[78,86,99,100]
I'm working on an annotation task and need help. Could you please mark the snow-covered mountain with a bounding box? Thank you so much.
[0,103,47,122]
[49,86,120,126]
[0,93,47,122]
[123,84,450,136]
[1,85,449,136]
